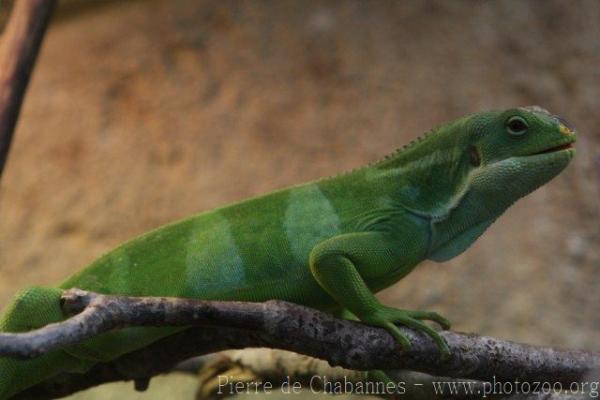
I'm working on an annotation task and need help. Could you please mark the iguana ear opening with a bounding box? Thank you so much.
[469,146,480,167]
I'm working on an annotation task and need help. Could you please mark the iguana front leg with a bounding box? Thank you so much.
[309,232,450,358]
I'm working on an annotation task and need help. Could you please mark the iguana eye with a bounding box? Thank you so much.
[506,116,528,136]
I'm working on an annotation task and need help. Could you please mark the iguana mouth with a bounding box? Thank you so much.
[533,142,574,155]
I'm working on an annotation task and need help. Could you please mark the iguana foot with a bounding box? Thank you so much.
[361,306,451,359]
[366,369,394,385]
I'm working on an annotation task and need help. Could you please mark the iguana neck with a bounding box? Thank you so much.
[363,117,472,221]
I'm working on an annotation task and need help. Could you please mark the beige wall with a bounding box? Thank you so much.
[0,0,598,350]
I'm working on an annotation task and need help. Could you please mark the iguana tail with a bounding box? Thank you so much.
[0,287,184,399]
[0,287,91,399]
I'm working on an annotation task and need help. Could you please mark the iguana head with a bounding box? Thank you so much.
[428,106,576,261]
[383,107,576,261]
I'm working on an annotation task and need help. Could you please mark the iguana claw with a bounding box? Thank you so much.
[362,306,451,360]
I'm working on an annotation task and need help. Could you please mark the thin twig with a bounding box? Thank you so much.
[0,289,597,399]
[0,0,56,179]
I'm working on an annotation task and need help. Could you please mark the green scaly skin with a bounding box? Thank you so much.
[0,107,576,398]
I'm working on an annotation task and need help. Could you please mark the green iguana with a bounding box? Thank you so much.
[0,107,576,398]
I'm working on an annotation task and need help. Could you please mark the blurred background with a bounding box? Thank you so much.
[0,0,598,397]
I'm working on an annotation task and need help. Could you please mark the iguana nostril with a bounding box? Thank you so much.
[555,115,576,134]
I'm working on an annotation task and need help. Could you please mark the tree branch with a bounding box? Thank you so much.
[0,0,56,179]
[187,350,592,400]
[0,289,597,399]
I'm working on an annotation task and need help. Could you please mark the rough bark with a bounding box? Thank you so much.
[0,289,596,399]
